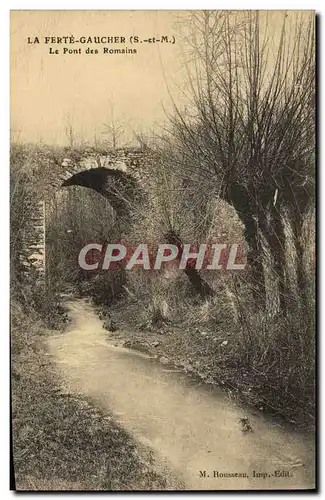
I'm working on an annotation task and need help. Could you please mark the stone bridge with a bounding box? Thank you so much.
[20,147,151,285]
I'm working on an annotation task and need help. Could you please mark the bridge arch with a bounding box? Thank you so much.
[20,148,149,285]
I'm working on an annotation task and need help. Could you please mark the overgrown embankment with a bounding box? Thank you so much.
[11,301,173,491]
[103,286,315,431]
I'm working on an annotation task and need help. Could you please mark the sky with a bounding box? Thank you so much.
[10,11,186,146]
[10,10,313,147]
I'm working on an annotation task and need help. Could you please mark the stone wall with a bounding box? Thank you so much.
[20,148,151,285]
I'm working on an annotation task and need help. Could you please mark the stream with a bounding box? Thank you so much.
[47,298,315,490]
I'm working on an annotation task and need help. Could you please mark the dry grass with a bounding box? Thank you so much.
[108,263,315,429]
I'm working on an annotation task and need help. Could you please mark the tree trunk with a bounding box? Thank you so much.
[242,212,266,307]
[290,207,309,310]
[259,204,288,314]
[164,230,214,299]
[184,267,214,298]
[225,182,266,308]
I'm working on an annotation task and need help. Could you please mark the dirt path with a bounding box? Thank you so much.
[47,299,315,491]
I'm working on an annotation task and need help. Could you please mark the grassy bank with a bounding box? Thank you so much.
[104,291,315,431]
[11,301,179,491]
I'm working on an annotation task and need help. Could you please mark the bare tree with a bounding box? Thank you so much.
[64,113,76,149]
[102,102,130,150]
[10,126,23,145]
[162,11,315,314]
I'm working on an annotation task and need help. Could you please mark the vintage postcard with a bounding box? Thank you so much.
[10,10,316,491]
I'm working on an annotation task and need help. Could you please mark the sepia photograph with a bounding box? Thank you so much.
[10,9,316,491]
